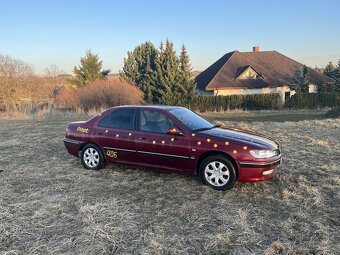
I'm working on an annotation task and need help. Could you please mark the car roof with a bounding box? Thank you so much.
[111,105,186,111]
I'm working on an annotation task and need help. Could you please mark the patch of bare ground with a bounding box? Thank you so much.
[0,116,339,254]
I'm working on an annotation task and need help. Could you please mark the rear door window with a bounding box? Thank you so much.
[99,109,136,130]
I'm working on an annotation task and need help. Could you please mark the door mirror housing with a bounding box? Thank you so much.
[167,128,183,136]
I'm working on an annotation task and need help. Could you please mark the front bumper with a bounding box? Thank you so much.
[238,155,282,182]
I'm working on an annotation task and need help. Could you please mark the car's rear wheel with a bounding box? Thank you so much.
[199,155,236,190]
[80,144,105,170]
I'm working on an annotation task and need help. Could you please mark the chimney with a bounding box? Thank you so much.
[253,46,260,52]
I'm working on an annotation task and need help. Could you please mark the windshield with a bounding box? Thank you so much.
[168,108,214,131]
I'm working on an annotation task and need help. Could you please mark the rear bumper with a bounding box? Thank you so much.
[63,138,83,158]
[238,155,282,182]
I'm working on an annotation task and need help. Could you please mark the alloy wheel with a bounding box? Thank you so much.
[204,161,230,187]
[83,148,100,168]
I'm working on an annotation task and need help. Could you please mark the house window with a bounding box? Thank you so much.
[235,66,263,80]
[239,68,259,79]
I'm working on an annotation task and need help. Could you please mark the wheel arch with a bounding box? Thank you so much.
[79,141,106,160]
[196,151,239,178]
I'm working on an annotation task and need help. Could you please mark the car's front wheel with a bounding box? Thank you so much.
[199,155,237,190]
[80,144,105,170]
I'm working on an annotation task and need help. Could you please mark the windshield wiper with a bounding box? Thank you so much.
[193,124,221,132]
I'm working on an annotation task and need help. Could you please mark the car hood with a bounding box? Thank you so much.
[198,127,279,150]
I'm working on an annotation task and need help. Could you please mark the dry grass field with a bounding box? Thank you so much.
[0,112,339,255]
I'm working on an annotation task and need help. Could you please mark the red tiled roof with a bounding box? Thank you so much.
[195,50,334,91]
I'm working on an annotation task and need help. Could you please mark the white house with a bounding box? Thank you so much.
[195,47,334,103]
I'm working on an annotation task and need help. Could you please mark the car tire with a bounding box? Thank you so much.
[199,155,237,190]
[80,144,105,170]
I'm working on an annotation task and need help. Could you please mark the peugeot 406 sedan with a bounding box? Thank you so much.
[64,105,282,190]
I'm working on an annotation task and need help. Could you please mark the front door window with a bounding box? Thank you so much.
[139,109,178,134]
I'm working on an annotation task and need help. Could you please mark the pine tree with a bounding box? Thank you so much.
[323,62,335,78]
[301,65,309,93]
[322,60,340,92]
[333,60,340,92]
[120,42,158,103]
[152,42,165,104]
[290,65,309,93]
[142,57,154,103]
[157,40,180,105]
[120,40,197,105]
[73,50,110,87]
[178,45,197,108]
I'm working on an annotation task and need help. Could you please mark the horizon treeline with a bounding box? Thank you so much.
[1,40,340,113]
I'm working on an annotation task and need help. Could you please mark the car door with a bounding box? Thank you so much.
[134,109,195,172]
[95,108,137,163]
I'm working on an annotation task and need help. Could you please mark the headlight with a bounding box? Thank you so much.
[250,150,277,158]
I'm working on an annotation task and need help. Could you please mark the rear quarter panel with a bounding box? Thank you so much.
[64,121,94,158]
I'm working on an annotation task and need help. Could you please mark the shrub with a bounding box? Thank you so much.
[286,93,340,109]
[0,74,70,114]
[55,77,143,112]
[192,94,282,112]
[325,106,340,118]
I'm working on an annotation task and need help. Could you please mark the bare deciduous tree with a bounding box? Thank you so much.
[0,55,34,111]
[44,64,63,78]
[44,64,65,99]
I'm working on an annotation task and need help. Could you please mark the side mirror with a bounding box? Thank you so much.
[167,128,183,136]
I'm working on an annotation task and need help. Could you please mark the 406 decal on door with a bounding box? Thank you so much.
[106,150,118,158]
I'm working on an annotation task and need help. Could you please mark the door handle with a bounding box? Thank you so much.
[97,129,108,135]
[139,137,147,140]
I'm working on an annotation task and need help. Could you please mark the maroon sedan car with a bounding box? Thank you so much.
[64,105,282,190]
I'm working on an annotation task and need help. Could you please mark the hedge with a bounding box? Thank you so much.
[192,94,282,112]
[325,106,340,118]
[286,93,340,109]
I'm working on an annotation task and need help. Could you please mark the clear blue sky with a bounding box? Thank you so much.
[1,0,339,75]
